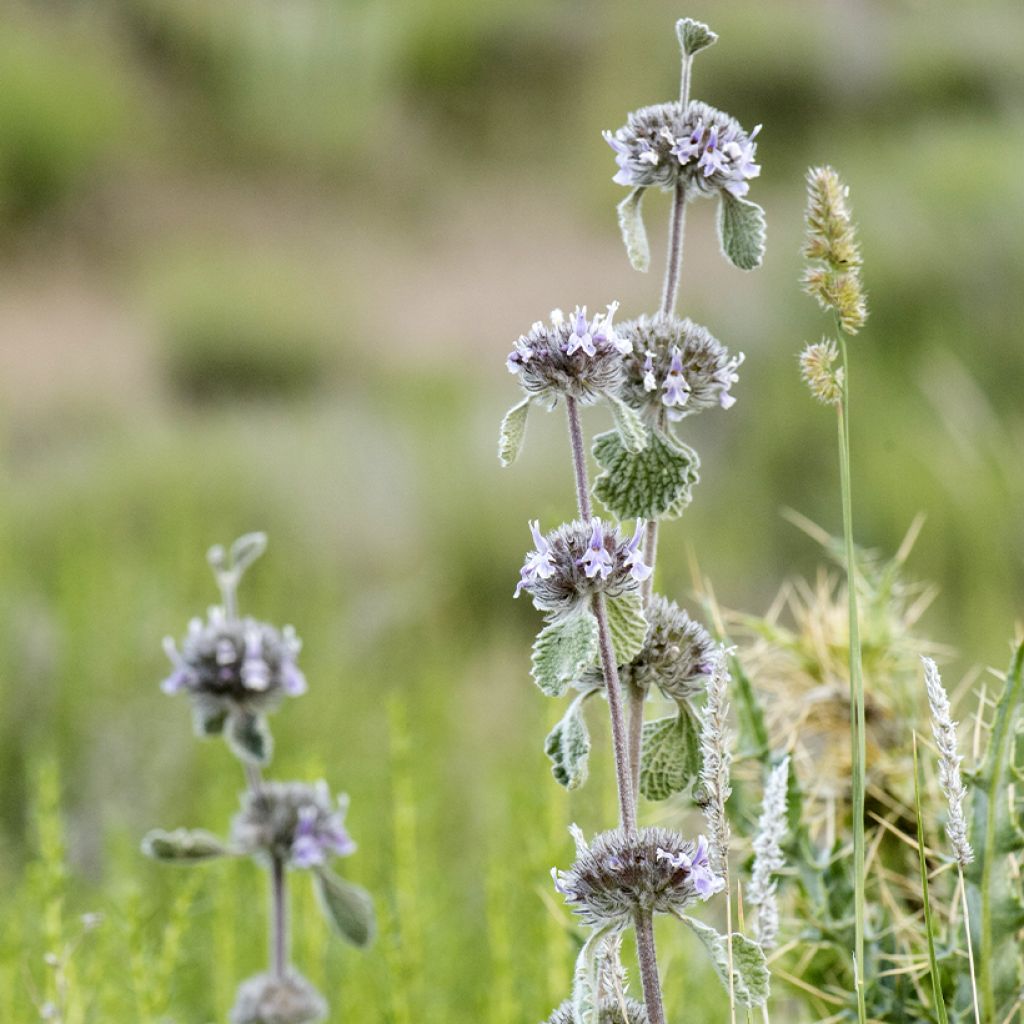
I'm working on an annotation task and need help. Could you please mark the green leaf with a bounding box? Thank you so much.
[531,613,599,697]
[616,187,650,272]
[593,428,699,521]
[498,397,530,467]
[315,869,376,948]
[607,395,648,455]
[676,17,718,56]
[230,532,268,575]
[605,591,647,665]
[226,711,273,765]
[572,923,617,1024]
[142,828,229,863]
[679,915,770,1008]
[191,702,228,737]
[639,708,701,801]
[717,194,766,271]
[545,691,596,790]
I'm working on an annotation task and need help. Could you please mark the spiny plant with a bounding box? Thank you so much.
[499,18,774,1024]
[142,533,374,1024]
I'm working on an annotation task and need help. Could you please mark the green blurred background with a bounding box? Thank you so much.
[1,0,1022,1020]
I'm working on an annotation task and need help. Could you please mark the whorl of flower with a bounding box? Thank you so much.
[799,339,844,406]
[162,608,306,723]
[604,100,761,200]
[922,657,973,866]
[507,304,631,406]
[230,971,327,1024]
[545,998,649,1024]
[698,647,733,875]
[515,518,651,618]
[802,166,867,334]
[231,781,356,869]
[747,757,790,951]
[553,827,723,928]
[617,315,742,422]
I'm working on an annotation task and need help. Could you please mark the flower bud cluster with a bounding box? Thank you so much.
[618,314,742,422]
[515,518,651,617]
[553,827,724,928]
[231,780,356,869]
[604,100,760,199]
[507,305,631,406]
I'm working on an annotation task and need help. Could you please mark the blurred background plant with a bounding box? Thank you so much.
[1,0,1022,1019]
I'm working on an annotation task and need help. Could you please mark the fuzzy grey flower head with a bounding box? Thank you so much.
[161,608,307,723]
[544,998,649,1024]
[604,100,761,200]
[618,314,742,422]
[553,827,723,927]
[507,304,632,406]
[230,971,327,1024]
[581,595,714,702]
[231,780,356,869]
[515,518,651,617]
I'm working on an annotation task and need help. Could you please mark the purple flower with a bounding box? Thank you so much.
[515,519,557,598]
[642,351,657,392]
[697,127,729,177]
[672,124,703,165]
[565,306,597,357]
[603,130,637,186]
[622,520,653,582]
[161,637,192,694]
[241,627,271,692]
[656,835,725,901]
[578,519,614,580]
[715,352,744,409]
[661,346,691,408]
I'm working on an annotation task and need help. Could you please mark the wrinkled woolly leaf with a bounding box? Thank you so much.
[315,869,376,948]
[498,397,530,467]
[226,711,273,765]
[593,428,699,521]
[679,916,769,1007]
[572,923,617,1024]
[616,187,650,273]
[605,591,647,665]
[192,702,228,737]
[718,194,766,271]
[607,395,648,455]
[676,17,718,55]
[545,691,595,790]
[640,708,701,801]
[142,828,230,863]
[531,613,599,698]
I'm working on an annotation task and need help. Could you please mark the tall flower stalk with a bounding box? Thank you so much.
[501,17,769,1024]
[799,165,869,1024]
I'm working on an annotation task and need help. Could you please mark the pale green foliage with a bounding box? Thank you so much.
[531,613,599,697]
[572,924,617,1024]
[592,429,699,521]
[607,395,648,455]
[498,398,530,467]
[545,691,595,789]
[616,188,650,272]
[605,591,647,665]
[142,828,231,863]
[676,17,718,55]
[227,711,273,764]
[315,870,376,948]
[717,194,766,271]
[639,709,700,801]
[678,916,769,1008]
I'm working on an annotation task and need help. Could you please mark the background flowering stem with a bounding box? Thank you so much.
[836,332,868,1024]
[634,910,667,1024]
[270,855,289,980]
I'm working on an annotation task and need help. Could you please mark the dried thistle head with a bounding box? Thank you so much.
[507,305,630,406]
[230,971,327,1024]
[545,999,649,1024]
[618,314,743,422]
[799,339,844,406]
[802,166,867,333]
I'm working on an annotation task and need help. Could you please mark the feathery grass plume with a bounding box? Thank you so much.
[921,658,973,866]
[747,757,789,951]
[802,166,867,334]
[699,646,733,875]
[799,339,843,406]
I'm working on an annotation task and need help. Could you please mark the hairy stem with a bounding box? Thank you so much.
[959,864,981,1024]
[634,911,667,1024]
[836,333,867,1024]
[659,183,688,317]
[565,397,593,521]
[271,855,289,980]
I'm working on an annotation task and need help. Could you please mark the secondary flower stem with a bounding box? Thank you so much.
[271,855,289,980]
[634,910,667,1024]
[565,397,593,521]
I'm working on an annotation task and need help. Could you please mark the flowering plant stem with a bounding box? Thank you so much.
[835,332,868,1024]
[271,856,289,980]
[634,911,667,1024]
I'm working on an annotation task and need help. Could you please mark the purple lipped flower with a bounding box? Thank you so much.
[715,352,744,409]
[161,637,192,694]
[672,123,703,165]
[661,346,691,408]
[241,627,271,692]
[698,127,729,177]
[565,306,597,357]
[578,519,614,580]
[603,130,637,186]
[290,806,326,868]
[515,519,557,598]
[623,520,653,582]
[656,834,725,901]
